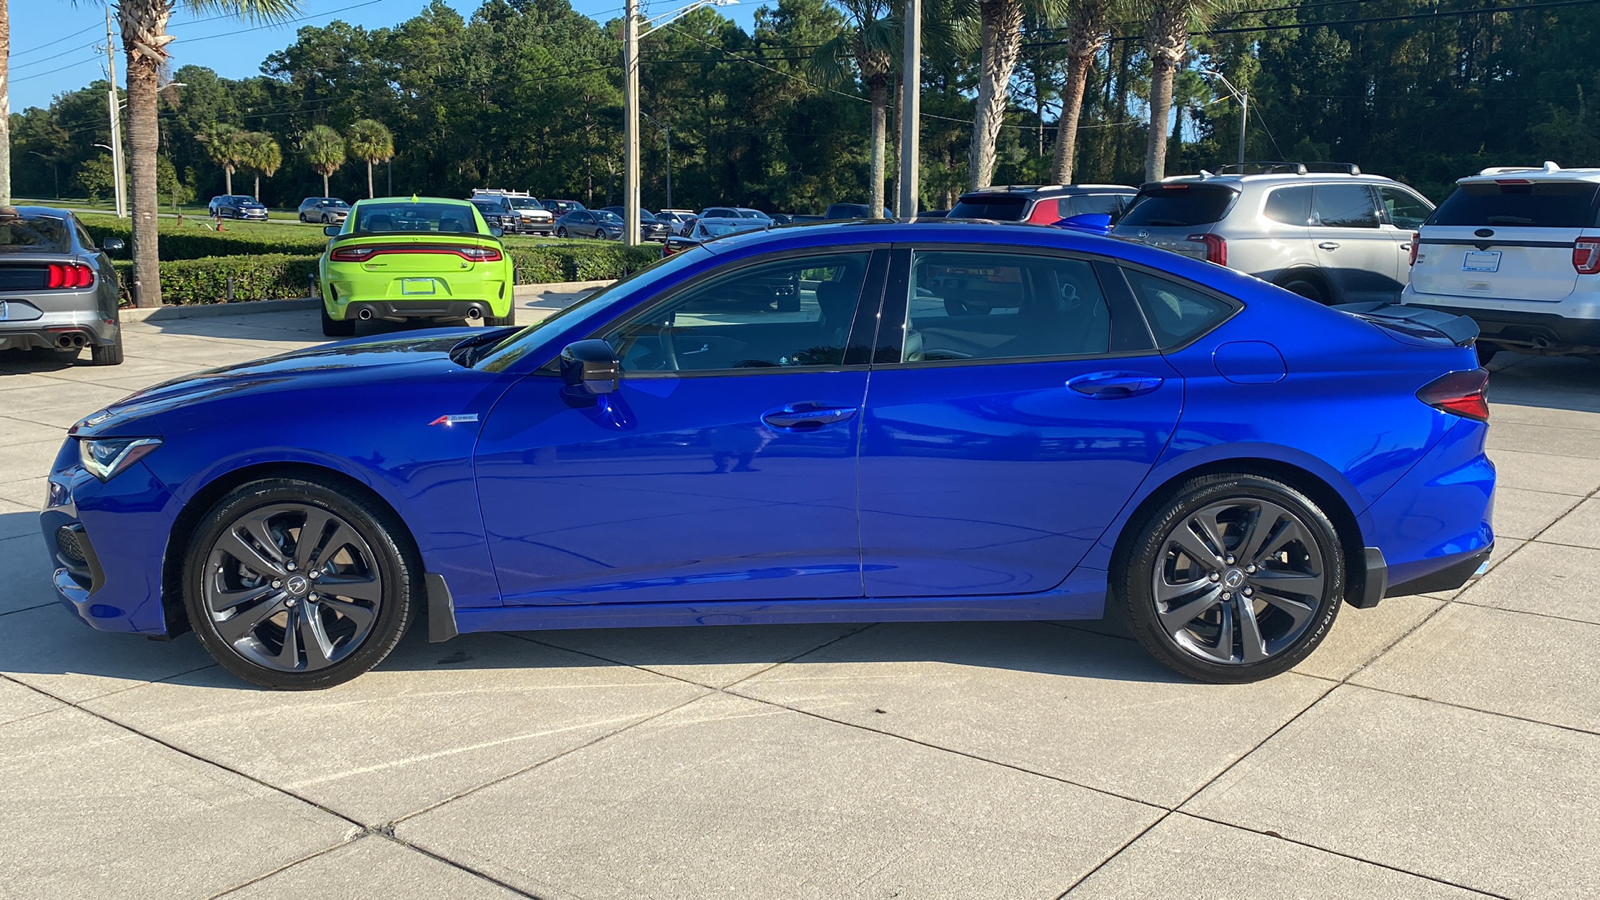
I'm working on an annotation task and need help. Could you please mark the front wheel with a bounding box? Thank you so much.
[1118,473,1344,683]
[183,477,419,689]
[556,227,568,238]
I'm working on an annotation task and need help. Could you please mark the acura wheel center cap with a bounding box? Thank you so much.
[1223,569,1246,589]
[285,575,309,597]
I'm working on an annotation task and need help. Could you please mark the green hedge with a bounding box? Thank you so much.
[112,243,662,306]
[82,214,329,261]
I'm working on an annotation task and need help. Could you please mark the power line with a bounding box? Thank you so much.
[12,39,102,71]
[12,22,100,59]
[13,54,104,84]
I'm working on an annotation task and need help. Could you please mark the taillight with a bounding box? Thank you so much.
[1574,238,1600,275]
[330,246,377,262]
[1186,233,1226,266]
[1418,368,1489,422]
[459,247,502,262]
[47,263,96,289]
[1408,232,1421,267]
[662,243,677,258]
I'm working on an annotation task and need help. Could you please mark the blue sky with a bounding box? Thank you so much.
[10,0,773,112]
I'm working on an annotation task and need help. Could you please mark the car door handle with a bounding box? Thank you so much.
[762,402,859,430]
[1067,371,1165,399]
[1318,242,1341,251]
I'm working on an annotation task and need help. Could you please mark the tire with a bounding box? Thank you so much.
[556,227,568,238]
[1117,473,1344,683]
[1278,277,1329,305]
[89,338,124,366]
[1476,342,1500,366]
[485,313,515,327]
[183,477,419,689]
[321,303,356,337]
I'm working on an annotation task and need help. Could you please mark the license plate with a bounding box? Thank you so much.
[1462,250,1501,272]
[401,278,436,295]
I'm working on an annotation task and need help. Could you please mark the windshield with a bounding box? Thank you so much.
[0,215,70,253]
[1431,182,1600,227]
[950,195,1028,220]
[1119,185,1238,227]
[323,199,349,208]
[699,221,751,237]
[509,197,542,209]
[477,246,715,372]
[353,202,479,234]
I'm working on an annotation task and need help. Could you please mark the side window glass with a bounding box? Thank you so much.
[1313,184,1380,228]
[601,253,872,373]
[901,251,1111,362]
[73,221,97,250]
[1264,186,1314,226]
[1379,187,1432,230]
[1068,194,1124,220]
[1123,269,1234,349]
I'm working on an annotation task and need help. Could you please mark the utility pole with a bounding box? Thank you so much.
[1238,89,1249,167]
[622,0,641,245]
[663,123,672,211]
[897,0,920,219]
[104,7,127,219]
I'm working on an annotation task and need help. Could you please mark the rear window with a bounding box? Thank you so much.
[0,215,70,253]
[949,195,1029,221]
[1120,186,1237,227]
[355,202,478,233]
[1430,182,1600,228]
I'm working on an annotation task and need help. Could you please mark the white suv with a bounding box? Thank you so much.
[1402,162,1600,361]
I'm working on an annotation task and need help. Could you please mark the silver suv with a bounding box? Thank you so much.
[1401,162,1600,361]
[1113,163,1434,305]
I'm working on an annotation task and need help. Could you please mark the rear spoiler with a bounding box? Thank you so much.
[1333,302,1480,348]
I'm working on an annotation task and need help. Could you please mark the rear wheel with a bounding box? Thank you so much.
[1119,473,1344,683]
[183,477,418,689]
[1278,277,1329,305]
[485,312,515,327]
[89,338,124,366]
[1476,342,1500,366]
[556,227,568,238]
[321,304,356,337]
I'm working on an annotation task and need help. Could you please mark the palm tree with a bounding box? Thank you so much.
[111,0,298,306]
[199,123,246,195]
[1,0,12,206]
[240,131,281,201]
[303,125,345,198]
[1050,0,1114,183]
[345,119,393,199]
[1139,0,1231,181]
[969,0,1064,190]
[810,0,897,217]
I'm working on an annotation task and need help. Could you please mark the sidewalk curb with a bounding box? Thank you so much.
[118,280,616,323]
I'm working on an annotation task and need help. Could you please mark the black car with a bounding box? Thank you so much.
[949,184,1138,225]
[469,197,522,234]
[599,206,671,241]
[208,195,268,220]
[822,202,892,220]
[543,199,585,217]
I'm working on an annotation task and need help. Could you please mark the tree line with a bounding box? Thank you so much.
[8,0,1600,303]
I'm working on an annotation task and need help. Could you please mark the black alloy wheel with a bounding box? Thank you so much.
[1119,474,1344,682]
[184,477,417,689]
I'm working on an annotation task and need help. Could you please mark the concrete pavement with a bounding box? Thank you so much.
[2,302,1596,898]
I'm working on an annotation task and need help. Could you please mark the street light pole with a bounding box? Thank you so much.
[898,0,920,218]
[623,0,641,245]
[104,6,127,219]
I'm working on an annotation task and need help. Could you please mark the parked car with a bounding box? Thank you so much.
[0,206,125,365]
[472,190,554,235]
[317,196,514,336]
[661,216,770,256]
[1402,161,1600,362]
[823,203,892,220]
[297,197,350,224]
[600,206,672,241]
[556,209,624,240]
[208,195,268,220]
[39,220,1495,689]
[543,199,585,217]
[950,185,1137,225]
[788,214,826,224]
[656,208,696,235]
[700,206,772,223]
[469,196,523,234]
[1114,162,1433,305]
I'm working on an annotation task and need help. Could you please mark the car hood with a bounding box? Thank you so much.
[79,328,493,436]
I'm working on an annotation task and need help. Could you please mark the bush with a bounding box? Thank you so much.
[81,214,329,261]
[504,239,660,282]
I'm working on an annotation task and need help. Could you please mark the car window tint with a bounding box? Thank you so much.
[602,252,872,373]
[1312,184,1379,228]
[1428,182,1598,227]
[1123,269,1234,349]
[1378,187,1432,229]
[355,202,474,233]
[0,216,70,253]
[899,251,1111,362]
[1068,194,1125,220]
[1120,186,1236,227]
[948,195,1028,221]
[1264,186,1314,226]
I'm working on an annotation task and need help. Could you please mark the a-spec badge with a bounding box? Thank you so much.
[428,414,480,427]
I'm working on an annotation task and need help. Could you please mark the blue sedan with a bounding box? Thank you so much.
[40,221,1495,688]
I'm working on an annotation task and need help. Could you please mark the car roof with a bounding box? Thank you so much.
[1457,161,1600,185]
[356,196,474,207]
[962,184,1136,197]
[1145,164,1402,192]
[10,205,76,220]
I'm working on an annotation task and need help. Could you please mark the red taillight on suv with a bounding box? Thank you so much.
[1418,368,1490,422]
[1186,233,1227,267]
[46,263,96,289]
[1573,238,1600,275]
[1408,232,1421,267]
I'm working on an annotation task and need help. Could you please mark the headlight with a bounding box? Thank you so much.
[78,437,162,482]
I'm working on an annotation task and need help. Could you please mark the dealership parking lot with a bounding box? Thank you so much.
[2,299,1598,899]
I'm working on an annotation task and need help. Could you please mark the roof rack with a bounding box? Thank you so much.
[1476,161,1562,176]
[1211,161,1362,176]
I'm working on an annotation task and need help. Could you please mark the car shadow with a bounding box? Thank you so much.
[1485,353,1600,414]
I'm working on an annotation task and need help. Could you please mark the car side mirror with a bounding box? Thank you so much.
[101,237,125,253]
[561,339,620,397]
[489,226,504,238]
[323,225,341,237]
